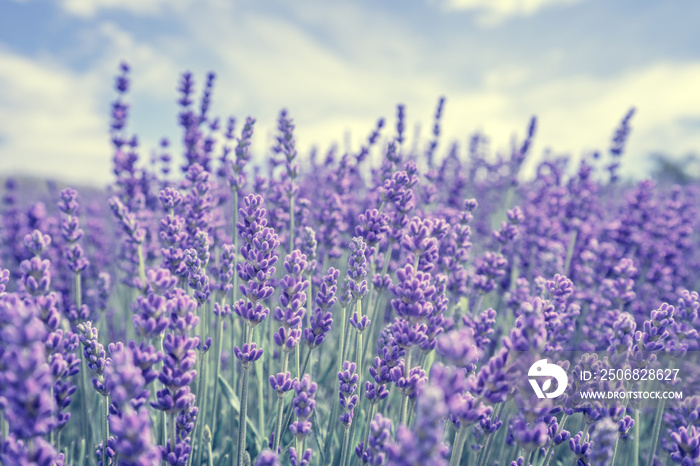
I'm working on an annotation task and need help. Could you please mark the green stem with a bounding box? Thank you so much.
[273,393,285,454]
[137,243,146,289]
[611,434,621,466]
[231,189,239,442]
[339,425,351,466]
[211,315,224,434]
[449,426,468,466]
[75,272,82,308]
[542,413,568,466]
[295,343,300,380]
[256,357,265,449]
[361,403,377,457]
[169,412,176,451]
[196,338,211,466]
[477,432,492,466]
[527,449,535,466]
[102,395,109,466]
[78,350,91,451]
[237,365,250,466]
[289,195,295,254]
[273,353,290,453]
[363,294,385,365]
[399,349,413,427]
[324,304,349,461]
[478,402,505,466]
[349,301,364,455]
[563,229,578,277]
[206,426,214,466]
[646,398,667,466]
[633,408,640,466]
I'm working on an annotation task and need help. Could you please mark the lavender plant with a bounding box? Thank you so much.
[0,63,698,466]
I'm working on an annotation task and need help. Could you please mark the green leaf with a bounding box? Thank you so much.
[217,374,261,445]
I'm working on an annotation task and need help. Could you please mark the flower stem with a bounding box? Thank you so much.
[211,314,224,435]
[136,243,146,289]
[349,301,364,452]
[564,229,578,277]
[542,413,568,466]
[102,395,109,466]
[610,434,621,466]
[399,349,413,427]
[231,189,239,442]
[449,426,468,466]
[196,339,211,466]
[339,424,351,466]
[633,408,640,466]
[324,304,349,461]
[237,365,250,466]
[361,402,377,456]
[273,353,290,454]
[256,358,265,449]
[646,397,666,466]
[289,195,295,255]
[169,412,176,451]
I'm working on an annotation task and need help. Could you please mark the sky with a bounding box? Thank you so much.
[1,0,699,186]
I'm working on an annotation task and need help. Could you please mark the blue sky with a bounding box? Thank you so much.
[1,0,699,185]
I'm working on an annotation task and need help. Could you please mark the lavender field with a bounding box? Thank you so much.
[1,54,700,466]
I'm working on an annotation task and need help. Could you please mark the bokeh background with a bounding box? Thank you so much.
[1,0,699,185]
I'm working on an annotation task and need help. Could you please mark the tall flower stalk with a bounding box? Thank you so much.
[233,194,278,465]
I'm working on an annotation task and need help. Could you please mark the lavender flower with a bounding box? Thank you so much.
[110,407,161,465]
[589,417,618,465]
[273,250,309,351]
[304,267,339,348]
[338,361,360,426]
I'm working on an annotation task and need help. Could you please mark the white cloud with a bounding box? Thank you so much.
[0,49,110,184]
[60,0,192,18]
[442,0,585,25]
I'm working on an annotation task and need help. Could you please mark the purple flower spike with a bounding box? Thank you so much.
[234,342,264,367]
[109,407,161,465]
[512,417,549,452]
[356,413,392,465]
[269,371,295,395]
[235,301,271,328]
[24,229,51,257]
[304,267,339,348]
[132,292,169,339]
[105,346,146,409]
[669,425,700,465]
[401,217,439,269]
[291,374,317,422]
[391,365,427,400]
[589,418,617,465]
[0,294,55,440]
[289,447,312,466]
[273,250,309,344]
[347,237,369,301]
[390,264,435,323]
[338,361,360,427]
[255,450,281,466]
[349,313,371,333]
[356,209,390,255]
